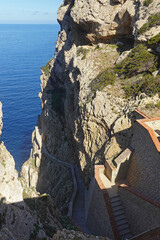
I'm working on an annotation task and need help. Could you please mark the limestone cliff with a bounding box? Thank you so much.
[0,0,159,239]
[21,0,160,196]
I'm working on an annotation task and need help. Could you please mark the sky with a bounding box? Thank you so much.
[0,0,63,24]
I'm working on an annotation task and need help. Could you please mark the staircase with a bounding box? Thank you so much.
[110,195,132,240]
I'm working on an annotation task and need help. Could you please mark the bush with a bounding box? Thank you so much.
[145,103,155,109]
[41,59,53,75]
[60,216,78,231]
[90,69,116,94]
[115,44,158,78]
[138,13,160,35]
[156,101,160,109]
[143,0,153,6]
[123,80,144,98]
[123,74,160,98]
[77,47,88,60]
[148,33,160,46]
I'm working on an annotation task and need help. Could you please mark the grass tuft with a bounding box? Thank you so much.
[138,13,160,35]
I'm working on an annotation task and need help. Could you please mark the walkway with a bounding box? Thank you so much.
[72,167,90,234]
[42,146,90,234]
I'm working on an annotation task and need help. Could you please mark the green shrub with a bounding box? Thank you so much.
[30,224,39,240]
[143,0,153,6]
[115,44,158,78]
[90,69,116,94]
[156,101,160,109]
[123,80,144,98]
[138,23,149,35]
[138,13,160,35]
[77,47,88,60]
[148,13,160,27]
[60,216,78,231]
[41,59,53,75]
[148,33,160,46]
[123,74,160,98]
[145,103,155,109]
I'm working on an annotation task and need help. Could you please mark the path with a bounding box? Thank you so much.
[72,167,90,234]
[42,146,90,234]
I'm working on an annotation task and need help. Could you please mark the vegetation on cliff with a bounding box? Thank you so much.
[138,13,160,35]
[41,59,53,76]
[123,74,160,98]
[115,44,158,77]
[148,33,160,47]
[89,44,160,99]
[90,69,116,95]
[143,0,153,6]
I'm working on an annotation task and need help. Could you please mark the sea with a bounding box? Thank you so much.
[0,24,59,171]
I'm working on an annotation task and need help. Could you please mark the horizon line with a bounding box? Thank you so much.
[0,23,59,25]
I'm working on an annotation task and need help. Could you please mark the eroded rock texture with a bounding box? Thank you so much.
[21,0,160,191]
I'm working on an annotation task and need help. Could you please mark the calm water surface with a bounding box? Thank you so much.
[0,24,59,171]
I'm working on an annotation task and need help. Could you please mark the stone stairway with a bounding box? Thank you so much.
[110,195,132,240]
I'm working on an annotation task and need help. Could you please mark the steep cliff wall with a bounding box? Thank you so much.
[21,0,160,195]
[0,0,159,238]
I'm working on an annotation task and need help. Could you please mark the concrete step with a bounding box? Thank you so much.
[113,209,125,216]
[110,196,120,203]
[111,201,122,208]
[109,194,132,239]
[116,219,128,226]
[121,233,132,240]
[119,228,131,236]
[117,223,129,231]
[112,205,124,212]
[115,214,126,221]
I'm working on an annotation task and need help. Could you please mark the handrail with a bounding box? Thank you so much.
[136,118,160,153]
[134,109,150,119]
[129,226,160,240]
[119,184,160,208]
[67,165,78,217]
[42,145,78,217]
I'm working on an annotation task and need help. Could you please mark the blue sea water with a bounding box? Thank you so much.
[0,24,59,171]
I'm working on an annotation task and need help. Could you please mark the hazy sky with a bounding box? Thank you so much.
[0,0,62,24]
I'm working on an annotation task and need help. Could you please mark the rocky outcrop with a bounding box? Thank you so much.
[21,0,160,194]
[0,228,15,240]
[135,0,160,42]
[0,142,23,203]
[69,0,136,43]
[0,104,23,203]
[53,229,111,240]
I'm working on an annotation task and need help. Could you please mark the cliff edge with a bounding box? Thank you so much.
[21,0,160,190]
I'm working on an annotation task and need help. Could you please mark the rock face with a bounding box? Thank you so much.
[0,142,23,203]
[0,106,62,240]
[0,0,160,239]
[53,229,111,240]
[21,0,160,195]
[69,0,136,43]
[135,0,160,42]
[0,105,23,203]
